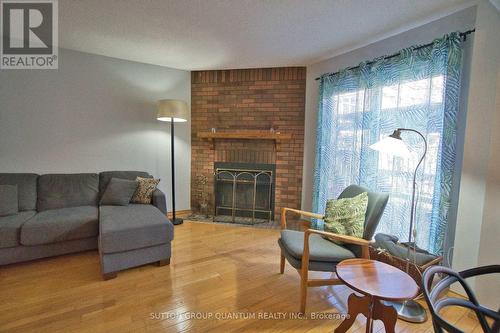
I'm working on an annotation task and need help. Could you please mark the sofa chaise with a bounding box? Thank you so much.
[0,171,174,280]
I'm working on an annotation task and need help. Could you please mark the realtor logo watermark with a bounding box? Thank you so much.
[1,0,58,69]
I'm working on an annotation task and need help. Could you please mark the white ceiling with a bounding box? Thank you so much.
[59,0,476,70]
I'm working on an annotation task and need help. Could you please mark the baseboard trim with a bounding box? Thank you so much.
[167,210,192,218]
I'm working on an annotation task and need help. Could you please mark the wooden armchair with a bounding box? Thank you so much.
[278,185,389,313]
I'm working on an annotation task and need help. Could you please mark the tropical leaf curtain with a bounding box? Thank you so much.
[312,32,463,254]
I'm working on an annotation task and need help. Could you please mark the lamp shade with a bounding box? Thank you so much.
[157,99,188,122]
[370,135,411,158]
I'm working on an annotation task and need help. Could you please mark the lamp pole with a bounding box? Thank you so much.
[396,129,428,273]
[156,99,188,226]
[170,119,181,224]
[386,128,428,323]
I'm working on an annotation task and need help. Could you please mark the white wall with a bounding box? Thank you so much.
[453,0,500,308]
[475,69,500,308]
[0,48,191,211]
[302,6,477,212]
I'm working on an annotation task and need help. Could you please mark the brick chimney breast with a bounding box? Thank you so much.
[191,67,306,222]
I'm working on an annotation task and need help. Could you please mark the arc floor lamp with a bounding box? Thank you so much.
[370,128,428,323]
[157,99,188,225]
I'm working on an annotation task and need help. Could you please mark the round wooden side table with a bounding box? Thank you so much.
[335,259,420,333]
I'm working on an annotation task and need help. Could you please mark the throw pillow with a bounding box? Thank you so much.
[324,192,368,239]
[0,184,19,217]
[131,177,160,204]
[100,178,138,206]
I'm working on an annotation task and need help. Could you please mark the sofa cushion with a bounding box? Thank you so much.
[0,211,36,249]
[131,177,160,204]
[20,206,98,246]
[100,178,138,206]
[279,229,356,263]
[100,204,173,254]
[0,173,38,211]
[0,185,19,217]
[37,174,99,211]
[98,171,150,198]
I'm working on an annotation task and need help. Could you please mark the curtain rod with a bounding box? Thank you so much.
[314,29,475,81]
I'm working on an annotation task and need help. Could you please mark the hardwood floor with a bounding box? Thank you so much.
[0,221,480,333]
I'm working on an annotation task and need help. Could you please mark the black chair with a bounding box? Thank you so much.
[422,264,500,333]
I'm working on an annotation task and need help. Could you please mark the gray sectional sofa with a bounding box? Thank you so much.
[0,171,174,280]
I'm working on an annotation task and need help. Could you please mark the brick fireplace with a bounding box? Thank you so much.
[191,67,306,222]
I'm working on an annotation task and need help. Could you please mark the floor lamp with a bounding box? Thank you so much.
[157,99,188,225]
[370,128,428,323]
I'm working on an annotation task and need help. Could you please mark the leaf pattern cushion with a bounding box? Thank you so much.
[323,192,368,239]
[130,177,160,204]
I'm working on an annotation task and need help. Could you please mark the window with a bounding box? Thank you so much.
[330,77,446,250]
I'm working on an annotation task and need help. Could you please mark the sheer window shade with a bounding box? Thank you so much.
[312,32,463,254]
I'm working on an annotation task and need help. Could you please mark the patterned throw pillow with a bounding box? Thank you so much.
[324,192,368,239]
[130,177,160,204]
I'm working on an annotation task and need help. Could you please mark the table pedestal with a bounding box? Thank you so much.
[335,293,398,333]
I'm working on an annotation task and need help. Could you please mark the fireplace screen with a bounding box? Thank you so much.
[214,162,275,224]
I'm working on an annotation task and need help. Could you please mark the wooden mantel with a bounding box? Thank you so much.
[197,130,292,141]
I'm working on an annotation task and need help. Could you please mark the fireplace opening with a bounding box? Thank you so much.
[214,162,275,224]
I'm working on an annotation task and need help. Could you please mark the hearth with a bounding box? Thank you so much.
[214,162,275,224]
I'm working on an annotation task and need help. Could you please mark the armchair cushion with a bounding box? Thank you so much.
[278,242,340,272]
[279,229,356,263]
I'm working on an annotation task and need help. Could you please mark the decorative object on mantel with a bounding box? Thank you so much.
[370,128,428,323]
[157,99,189,225]
[197,129,292,141]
